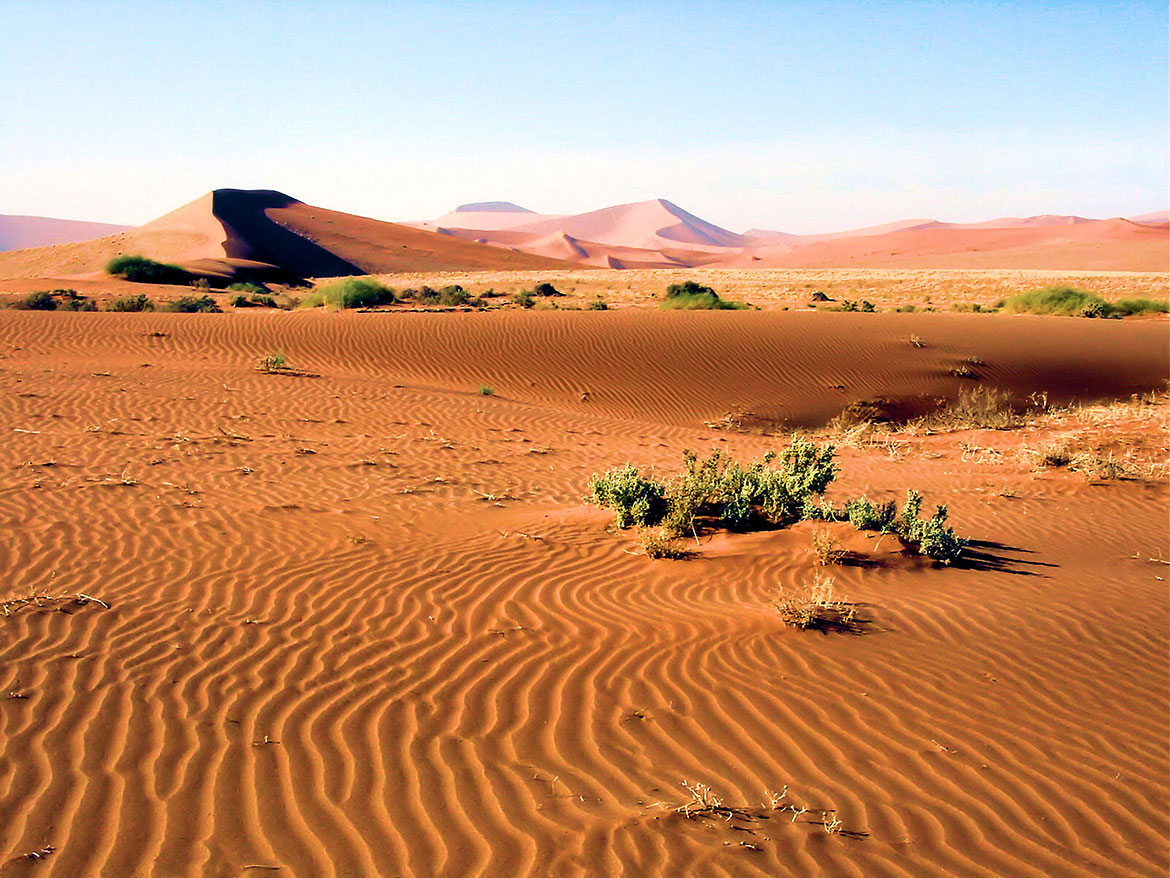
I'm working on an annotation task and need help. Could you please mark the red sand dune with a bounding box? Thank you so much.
[0,309,1166,876]
[0,190,571,283]
[0,214,131,252]
[425,199,1167,271]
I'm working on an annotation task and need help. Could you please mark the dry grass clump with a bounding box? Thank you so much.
[637,528,690,560]
[811,528,847,565]
[772,573,860,632]
[914,386,1030,431]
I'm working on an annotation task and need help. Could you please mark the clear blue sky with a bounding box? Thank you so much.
[2,0,1165,232]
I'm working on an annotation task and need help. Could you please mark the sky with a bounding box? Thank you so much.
[1,0,1166,233]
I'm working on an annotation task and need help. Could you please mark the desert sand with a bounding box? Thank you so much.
[1,308,1167,877]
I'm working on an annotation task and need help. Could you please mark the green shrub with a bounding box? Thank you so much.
[1110,298,1169,316]
[231,293,278,308]
[661,280,749,311]
[22,290,58,310]
[533,282,561,297]
[105,254,192,285]
[996,285,1164,318]
[13,289,98,311]
[108,293,155,312]
[512,291,535,309]
[478,384,495,396]
[896,490,966,563]
[437,284,470,306]
[844,495,897,531]
[165,295,221,313]
[258,350,287,372]
[587,464,667,528]
[300,278,396,309]
[587,297,609,311]
[227,281,268,295]
[418,286,438,302]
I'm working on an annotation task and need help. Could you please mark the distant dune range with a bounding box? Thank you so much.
[0,214,131,251]
[1,191,1165,281]
[423,201,1169,272]
[0,190,573,282]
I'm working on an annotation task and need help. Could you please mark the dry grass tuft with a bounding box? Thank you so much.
[772,573,861,633]
[637,528,690,560]
[811,528,847,565]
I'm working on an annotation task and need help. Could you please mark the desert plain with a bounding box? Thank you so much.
[0,192,1168,878]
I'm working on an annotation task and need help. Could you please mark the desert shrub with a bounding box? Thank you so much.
[478,385,495,396]
[588,297,609,310]
[811,528,847,565]
[844,495,897,531]
[108,293,155,312]
[1110,298,1170,316]
[300,278,396,309]
[659,438,838,534]
[637,528,689,559]
[398,288,418,300]
[661,280,749,311]
[512,291,535,308]
[532,282,561,297]
[896,490,965,563]
[20,290,58,310]
[105,254,191,285]
[896,304,917,313]
[437,284,470,306]
[772,573,859,632]
[999,285,1134,318]
[231,293,278,308]
[257,350,287,372]
[227,281,268,295]
[164,295,221,313]
[921,386,1024,430]
[587,464,667,528]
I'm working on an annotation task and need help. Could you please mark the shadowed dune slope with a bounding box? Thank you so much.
[0,310,1166,877]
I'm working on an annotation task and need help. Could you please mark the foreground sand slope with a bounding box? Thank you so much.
[0,311,1166,877]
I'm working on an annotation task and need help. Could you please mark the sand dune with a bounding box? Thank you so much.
[725,218,1170,271]
[0,309,1166,876]
[0,215,131,252]
[0,190,571,283]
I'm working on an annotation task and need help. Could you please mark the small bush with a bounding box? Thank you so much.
[21,291,57,310]
[437,284,470,306]
[811,528,847,565]
[587,464,667,528]
[587,297,609,311]
[661,280,749,311]
[108,293,155,312]
[164,295,221,313]
[512,291,535,309]
[896,490,966,563]
[227,282,268,295]
[300,278,396,309]
[998,286,1167,318]
[844,495,897,531]
[257,350,287,372]
[773,573,859,632]
[478,385,495,396]
[637,528,689,559]
[105,254,191,285]
[231,293,278,308]
[532,282,562,297]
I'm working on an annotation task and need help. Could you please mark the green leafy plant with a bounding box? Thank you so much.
[587,297,609,310]
[300,278,396,309]
[512,291,535,309]
[478,384,495,396]
[108,293,155,312]
[105,254,192,285]
[844,495,897,531]
[896,490,966,563]
[164,295,221,313]
[587,464,667,528]
[661,280,750,311]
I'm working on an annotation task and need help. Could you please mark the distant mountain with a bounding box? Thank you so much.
[1128,210,1169,225]
[0,190,573,282]
[454,201,535,214]
[0,214,131,252]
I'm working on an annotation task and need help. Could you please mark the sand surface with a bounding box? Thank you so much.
[0,310,1167,877]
